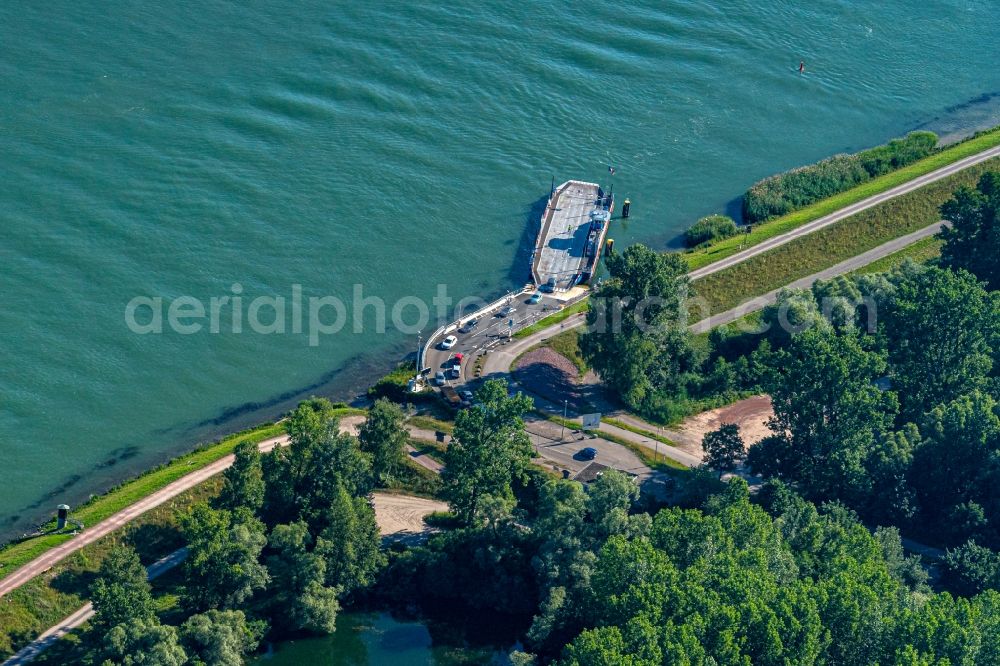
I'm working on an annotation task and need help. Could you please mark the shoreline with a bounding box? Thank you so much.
[6,118,1000,548]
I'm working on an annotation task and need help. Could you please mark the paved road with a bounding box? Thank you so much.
[423,290,575,387]
[5,142,984,639]
[686,145,1000,281]
[689,221,948,333]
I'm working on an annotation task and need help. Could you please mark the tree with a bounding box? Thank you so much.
[316,482,385,596]
[180,609,262,666]
[90,545,156,632]
[215,439,264,513]
[909,390,1000,546]
[747,325,897,502]
[262,398,342,526]
[881,265,997,422]
[939,171,1000,289]
[103,618,187,666]
[585,469,642,542]
[357,398,408,486]
[941,540,1000,596]
[580,243,696,411]
[701,423,745,477]
[262,398,373,531]
[181,504,269,611]
[441,380,534,524]
[266,521,340,634]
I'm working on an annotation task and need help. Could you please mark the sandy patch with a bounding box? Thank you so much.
[514,347,603,411]
[338,414,366,436]
[676,395,774,446]
[373,492,449,545]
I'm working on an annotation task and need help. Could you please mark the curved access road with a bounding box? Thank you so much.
[687,145,1000,281]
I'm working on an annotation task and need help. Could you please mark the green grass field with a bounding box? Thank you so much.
[691,157,999,314]
[683,126,1000,271]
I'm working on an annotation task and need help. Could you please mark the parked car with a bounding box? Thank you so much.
[440,335,457,350]
[441,386,463,409]
[527,292,542,304]
[434,371,446,386]
[578,447,598,461]
[460,390,474,402]
[459,319,479,334]
[449,365,461,379]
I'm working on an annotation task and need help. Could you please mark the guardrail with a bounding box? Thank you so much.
[420,285,534,369]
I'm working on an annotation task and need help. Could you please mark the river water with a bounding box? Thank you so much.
[255,611,517,665]
[2,1,1000,535]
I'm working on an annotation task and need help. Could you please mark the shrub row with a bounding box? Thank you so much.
[743,131,938,223]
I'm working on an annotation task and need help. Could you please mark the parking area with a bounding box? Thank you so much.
[423,289,575,389]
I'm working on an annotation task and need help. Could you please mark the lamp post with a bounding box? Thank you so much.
[561,400,568,441]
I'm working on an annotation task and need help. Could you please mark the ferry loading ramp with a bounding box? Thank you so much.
[532,180,612,292]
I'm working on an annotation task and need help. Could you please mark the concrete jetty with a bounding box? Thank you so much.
[532,180,613,292]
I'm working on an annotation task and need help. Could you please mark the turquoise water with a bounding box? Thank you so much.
[3,1,1000,535]
[255,612,515,665]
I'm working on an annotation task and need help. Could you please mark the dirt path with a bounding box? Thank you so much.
[664,395,775,454]
[0,432,289,599]
[372,493,449,545]
[0,413,447,599]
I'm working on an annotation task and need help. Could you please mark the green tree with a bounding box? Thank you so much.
[357,398,408,486]
[748,325,897,501]
[881,265,997,423]
[316,482,385,596]
[910,390,1000,545]
[103,618,187,666]
[585,469,642,542]
[864,424,920,525]
[939,171,1000,289]
[180,609,262,666]
[580,244,696,411]
[941,540,1000,596]
[262,399,373,530]
[266,521,340,634]
[215,439,265,513]
[441,380,534,524]
[89,545,156,632]
[181,504,269,611]
[701,423,745,477]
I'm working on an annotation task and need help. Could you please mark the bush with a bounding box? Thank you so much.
[423,511,463,529]
[368,361,418,402]
[684,215,739,248]
[743,131,938,223]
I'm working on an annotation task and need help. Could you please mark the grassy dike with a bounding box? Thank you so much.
[692,156,1000,314]
[0,406,388,659]
[0,478,223,658]
[0,421,287,580]
[684,125,1000,271]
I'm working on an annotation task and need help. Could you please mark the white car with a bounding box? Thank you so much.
[440,335,457,350]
